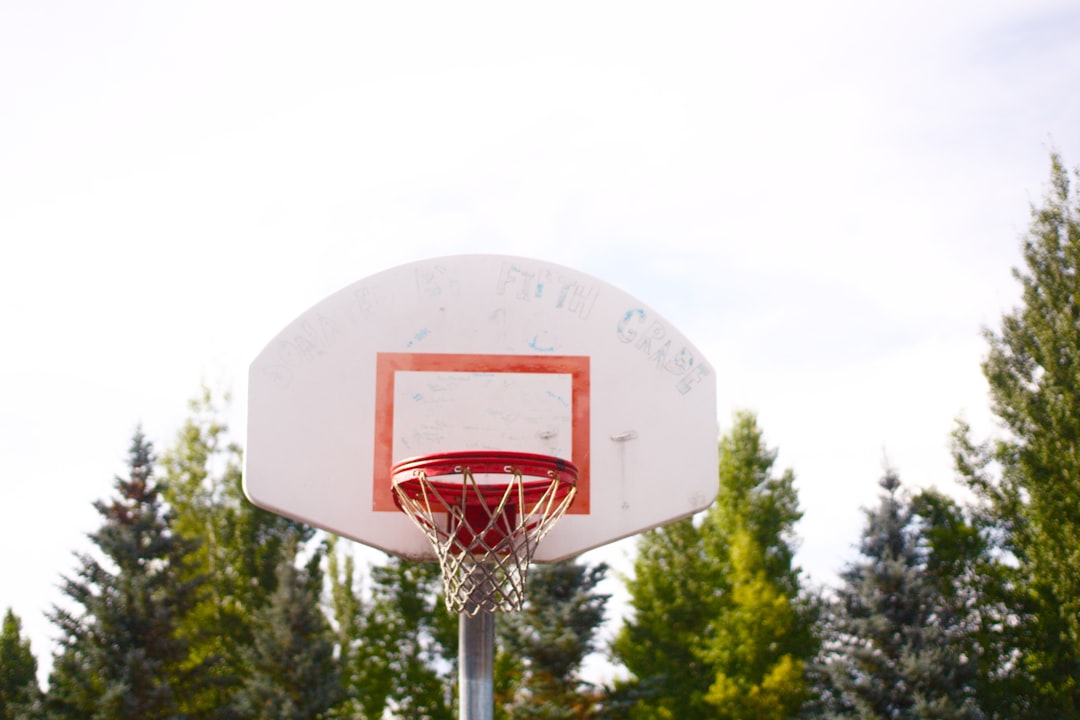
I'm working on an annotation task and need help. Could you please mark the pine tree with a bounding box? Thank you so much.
[821,472,981,719]
[162,388,313,717]
[700,412,814,720]
[709,411,803,598]
[45,429,205,719]
[231,541,339,719]
[953,152,1080,715]
[910,489,1016,719]
[609,517,719,718]
[0,608,42,720]
[610,412,812,719]
[325,537,385,720]
[702,527,809,719]
[354,557,456,720]
[496,560,610,719]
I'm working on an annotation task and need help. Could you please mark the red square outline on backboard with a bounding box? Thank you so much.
[373,353,590,514]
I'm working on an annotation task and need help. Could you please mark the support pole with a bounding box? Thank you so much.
[459,612,494,720]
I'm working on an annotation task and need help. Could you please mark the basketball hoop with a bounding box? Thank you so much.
[391,451,578,616]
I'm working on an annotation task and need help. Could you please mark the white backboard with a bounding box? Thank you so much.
[245,254,718,561]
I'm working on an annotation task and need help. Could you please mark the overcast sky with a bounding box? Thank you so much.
[3,0,1080,684]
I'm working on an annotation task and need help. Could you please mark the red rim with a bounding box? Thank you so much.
[391,450,578,505]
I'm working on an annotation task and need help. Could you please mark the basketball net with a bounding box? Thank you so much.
[391,451,578,616]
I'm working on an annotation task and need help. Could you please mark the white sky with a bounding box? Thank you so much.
[3,0,1080,685]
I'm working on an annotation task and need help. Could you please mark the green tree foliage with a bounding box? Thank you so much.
[161,388,313,716]
[342,556,456,720]
[496,560,610,719]
[231,540,339,719]
[611,411,812,719]
[953,153,1080,715]
[702,413,814,720]
[0,608,42,720]
[821,472,982,719]
[325,539,442,720]
[609,516,719,718]
[328,544,609,719]
[911,488,1022,719]
[45,429,205,719]
[702,527,808,719]
[326,537,387,720]
[711,412,804,598]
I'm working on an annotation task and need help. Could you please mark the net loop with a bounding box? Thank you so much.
[391,451,578,616]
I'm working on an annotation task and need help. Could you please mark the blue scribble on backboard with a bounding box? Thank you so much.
[546,389,570,408]
[529,334,556,352]
[406,328,431,348]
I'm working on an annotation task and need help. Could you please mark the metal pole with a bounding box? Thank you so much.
[459,612,494,720]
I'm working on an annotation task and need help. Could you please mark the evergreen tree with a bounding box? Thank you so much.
[496,560,610,719]
[0,608,42,720]
[162,388,313,717]
[609,517,718,718]
[326,537,385,720]
[325,538,448,720]
[610,412,812,719]
[45,429,204,719]
[821,472,981,719]
[702,527,809,719]
[231,541,339,719]
[910,489,1019,719]
[953,152,1080,715]
[710,411,803,598]
[700,412,814,720]
[352,557,456,720]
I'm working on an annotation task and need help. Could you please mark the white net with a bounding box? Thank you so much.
[392,457,577,616]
